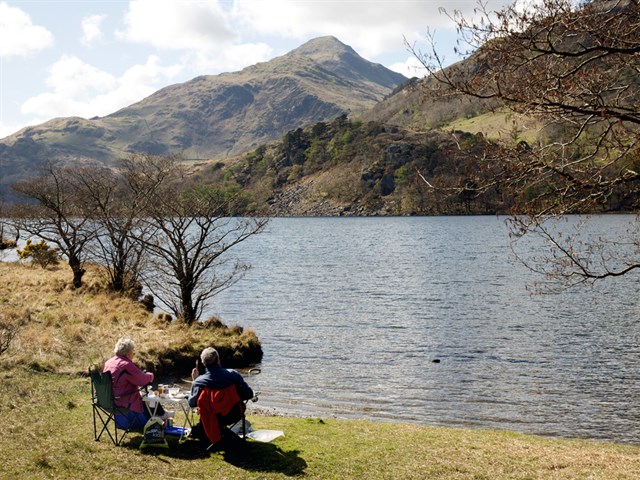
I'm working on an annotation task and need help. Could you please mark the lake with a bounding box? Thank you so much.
[206,216,640,444]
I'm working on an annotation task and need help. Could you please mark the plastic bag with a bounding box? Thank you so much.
[140,416,168,450]
[246,430,285,443]
[230,419,284,443]
[230,419,254,436]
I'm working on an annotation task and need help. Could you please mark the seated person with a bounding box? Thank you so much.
[188,347,254,444]
[103,336,162,429]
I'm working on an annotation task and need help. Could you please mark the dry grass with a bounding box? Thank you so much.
[0,261,261,376]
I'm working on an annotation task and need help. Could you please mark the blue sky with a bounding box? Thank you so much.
[0,0,510,139]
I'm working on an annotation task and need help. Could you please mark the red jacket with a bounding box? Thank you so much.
[197,385,244,445]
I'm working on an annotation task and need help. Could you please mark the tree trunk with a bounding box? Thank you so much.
[68,256,86,289]
[179,279,196,325]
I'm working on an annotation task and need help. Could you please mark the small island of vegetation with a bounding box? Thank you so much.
[0,261,262,375]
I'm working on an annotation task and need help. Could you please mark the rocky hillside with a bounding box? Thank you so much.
[186,114,514,216]
[0,36,406,202]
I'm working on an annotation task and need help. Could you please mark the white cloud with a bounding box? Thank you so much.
[230,0,518,61]
[0,1,54,57]
[230,0,458,60]
[21,55,182,120]
[117,0,234,50]
[119,55,183,93]
[388,56,427,79]
[185,42,273,74]
[0,121,27,139]
[46,54,116,98]
[81,14,107,46]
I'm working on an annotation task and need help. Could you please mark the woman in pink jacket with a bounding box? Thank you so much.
[103,337,156,429]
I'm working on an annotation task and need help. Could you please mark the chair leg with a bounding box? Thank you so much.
[93,404,98,441]
[114,422,131,447]
[242,412,246,442]
[115,427,123,446]
[93,406,119,445]
[112,413,134,446]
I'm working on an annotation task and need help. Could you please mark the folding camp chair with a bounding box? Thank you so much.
[197,385,248,450]
[89,368,139,446]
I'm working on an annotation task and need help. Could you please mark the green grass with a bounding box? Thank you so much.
[1,368,638,479]
[444,110,541,145]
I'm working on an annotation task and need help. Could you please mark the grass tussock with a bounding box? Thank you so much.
[0,261,261,377]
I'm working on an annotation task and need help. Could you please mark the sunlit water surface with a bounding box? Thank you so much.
[207,216,639,444]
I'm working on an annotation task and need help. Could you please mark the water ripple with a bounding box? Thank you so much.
[210,216,640,444]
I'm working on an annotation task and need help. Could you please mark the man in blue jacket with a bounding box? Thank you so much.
[188,347,254,447]
[188,347,254,408]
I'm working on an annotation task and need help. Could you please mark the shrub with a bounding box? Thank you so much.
[16,239,60,269]
[394,166,410,186]
[0,311,29,356]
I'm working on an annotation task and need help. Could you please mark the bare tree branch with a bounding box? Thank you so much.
[412,0,640,287]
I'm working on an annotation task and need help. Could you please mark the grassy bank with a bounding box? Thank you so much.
[0,369,638,479]
[0,262,261,375]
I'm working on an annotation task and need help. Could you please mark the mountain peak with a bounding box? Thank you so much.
[283,36,406,93]
[290,36,356,57]
[0,36,407,202]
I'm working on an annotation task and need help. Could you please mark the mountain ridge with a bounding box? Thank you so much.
[0,36,406,202]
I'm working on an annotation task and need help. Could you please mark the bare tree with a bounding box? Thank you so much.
[11,162,98,288]
[0,198,18,250]
[412,0,640,287]
[70,162,149,296]
[9,155,266,316]
[10,160,151,294]
[123,154,268,324]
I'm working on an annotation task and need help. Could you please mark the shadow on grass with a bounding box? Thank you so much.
[222,441,307,477]
[129,435,307,476]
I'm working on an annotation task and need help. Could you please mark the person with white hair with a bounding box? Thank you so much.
[188,347,254,408]
[187,347,254,446]
[103,336,156,429]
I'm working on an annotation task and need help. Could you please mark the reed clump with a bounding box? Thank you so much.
[0,261,261,377]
